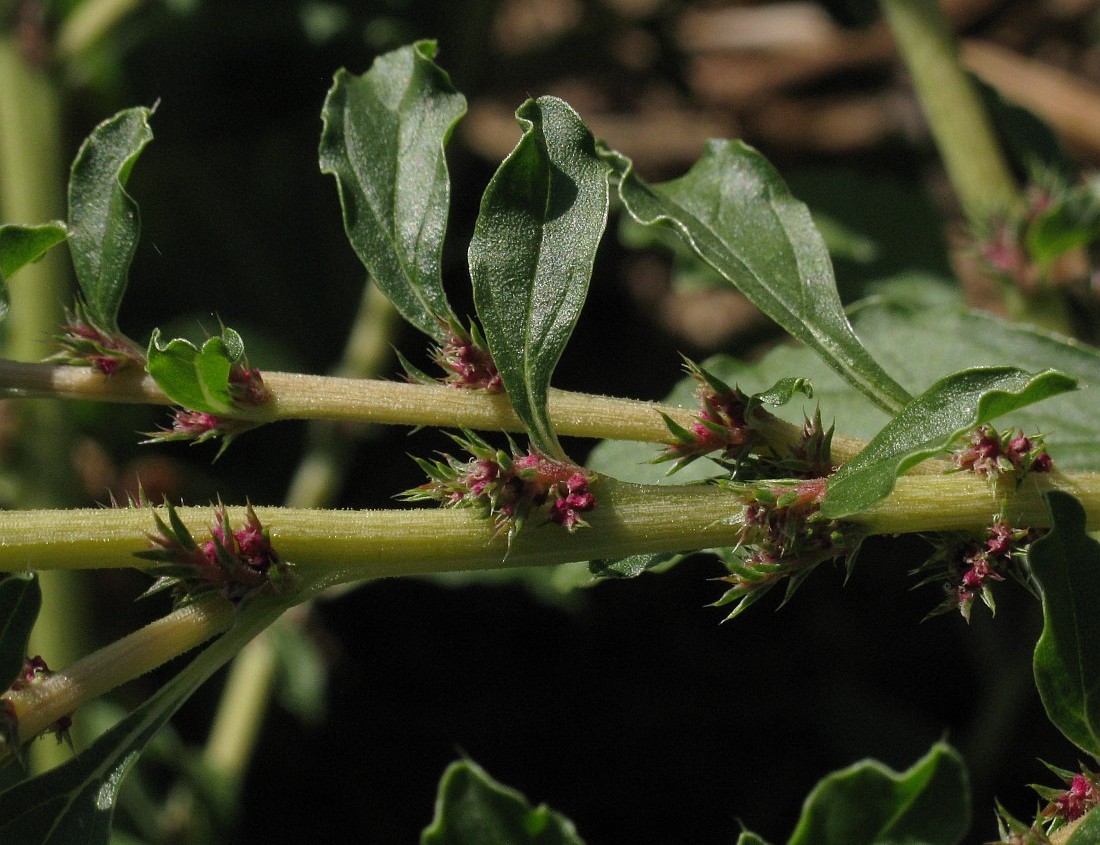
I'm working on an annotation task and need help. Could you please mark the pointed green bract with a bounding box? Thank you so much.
[599,140,911,415]
[735,834,770,845]
[1030,491,1100,758]
[822,367,1076,518]
[470,96,611,459]
[319,41,465,341]
[421,759,585,845]
[68,106,154,331]
[146,327,244,415]
[0,223,68,322]
[0,573,41,692]
[786,742,969,845]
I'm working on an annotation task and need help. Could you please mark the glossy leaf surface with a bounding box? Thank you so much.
[422,759,585,845]
[146,327,244,414]
[1030,491,1100,757]
[787,742,969,845]
[600,140,911,415]
[822,366,1075,518]
[470,96,610,458]
[319,41,465,341]
[0,223,68,321]
[68,107,154,331]
[0,573,41,692]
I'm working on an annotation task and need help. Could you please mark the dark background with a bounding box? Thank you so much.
[6,0,1099,842]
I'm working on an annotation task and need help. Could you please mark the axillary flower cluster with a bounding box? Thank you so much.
[405,430,597,545]
[136,502,292,605]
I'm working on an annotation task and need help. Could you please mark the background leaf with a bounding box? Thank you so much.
[469,96,610,458]
[822,366,1076,518]
[786,742,969,845]
[421,759,585,845]
[319,40,465,341]
[0,595,285,845]
[600,140,911,415]
[0,573,41,692]
[1030,491,1100,758]
[146,327,242,414]
[0,223,68,322]
[68,106,154,331]
[596,278,1100,481]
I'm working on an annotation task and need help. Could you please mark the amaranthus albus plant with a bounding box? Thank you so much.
[2,5,1100,843]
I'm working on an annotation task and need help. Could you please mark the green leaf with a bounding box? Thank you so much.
[0,573,41,692]
[600,140,911,415]
[1030,491,1100,758]
[470,96,610,458]
[421,759,585,845]
[1067,807,1100,843]
[146,327,245,414]
[0,223,68,322]
[822,366,1075,518]
[736,834,771,845]
[68,106,154,331]
[0,594,285,845]
[319,40,465,341]
[786,742,969,845]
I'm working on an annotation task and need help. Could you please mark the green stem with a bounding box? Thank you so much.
[880,0,1019,222]
[4,593,235,746]
[0,359,870,462]
[53,0,146,62]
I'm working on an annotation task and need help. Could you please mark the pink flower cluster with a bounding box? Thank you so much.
[1044,774,1099,823]
[432,322,502,392]
[52,314,145,375]
[407,433,597,540]
[953,425,1052,477]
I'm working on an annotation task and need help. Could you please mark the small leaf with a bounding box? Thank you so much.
[0,223,68,322]
[589,552,681,579]
[470,96,611,459]
[786,741,969,845]
[0,594,285,845]
[1030,491,1100,758]
[319,41,465,341]
[68,106,155,331]
[421,759,585,845]
[0,574,41,692]
[600,140,911,415]
[146,328,242,414]
[821,367,1076,519]
[735,833,771,845]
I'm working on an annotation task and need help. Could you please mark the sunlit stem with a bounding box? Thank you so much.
[0,359,868,461]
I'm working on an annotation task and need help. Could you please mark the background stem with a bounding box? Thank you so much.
[880,0,1019,222]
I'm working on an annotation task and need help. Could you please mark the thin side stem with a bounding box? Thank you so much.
[880,0,1019,222]
[4,594,234,744]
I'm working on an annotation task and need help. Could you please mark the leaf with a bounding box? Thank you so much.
[786,742,969,845]
[735,834,771,845]
[1067,807,1100,844]
[470,97,610,458]
[821,366,1076,518]
[319,40,465,341]
[599,140,911,415]
[68,106,154,331]
[0,223,68,321]
[421,759,585,845]
[146,327,244,414]
[0,574,41,692]
[589,552,683,579]
[1029,491,1100,758]
[0,595,285,845]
